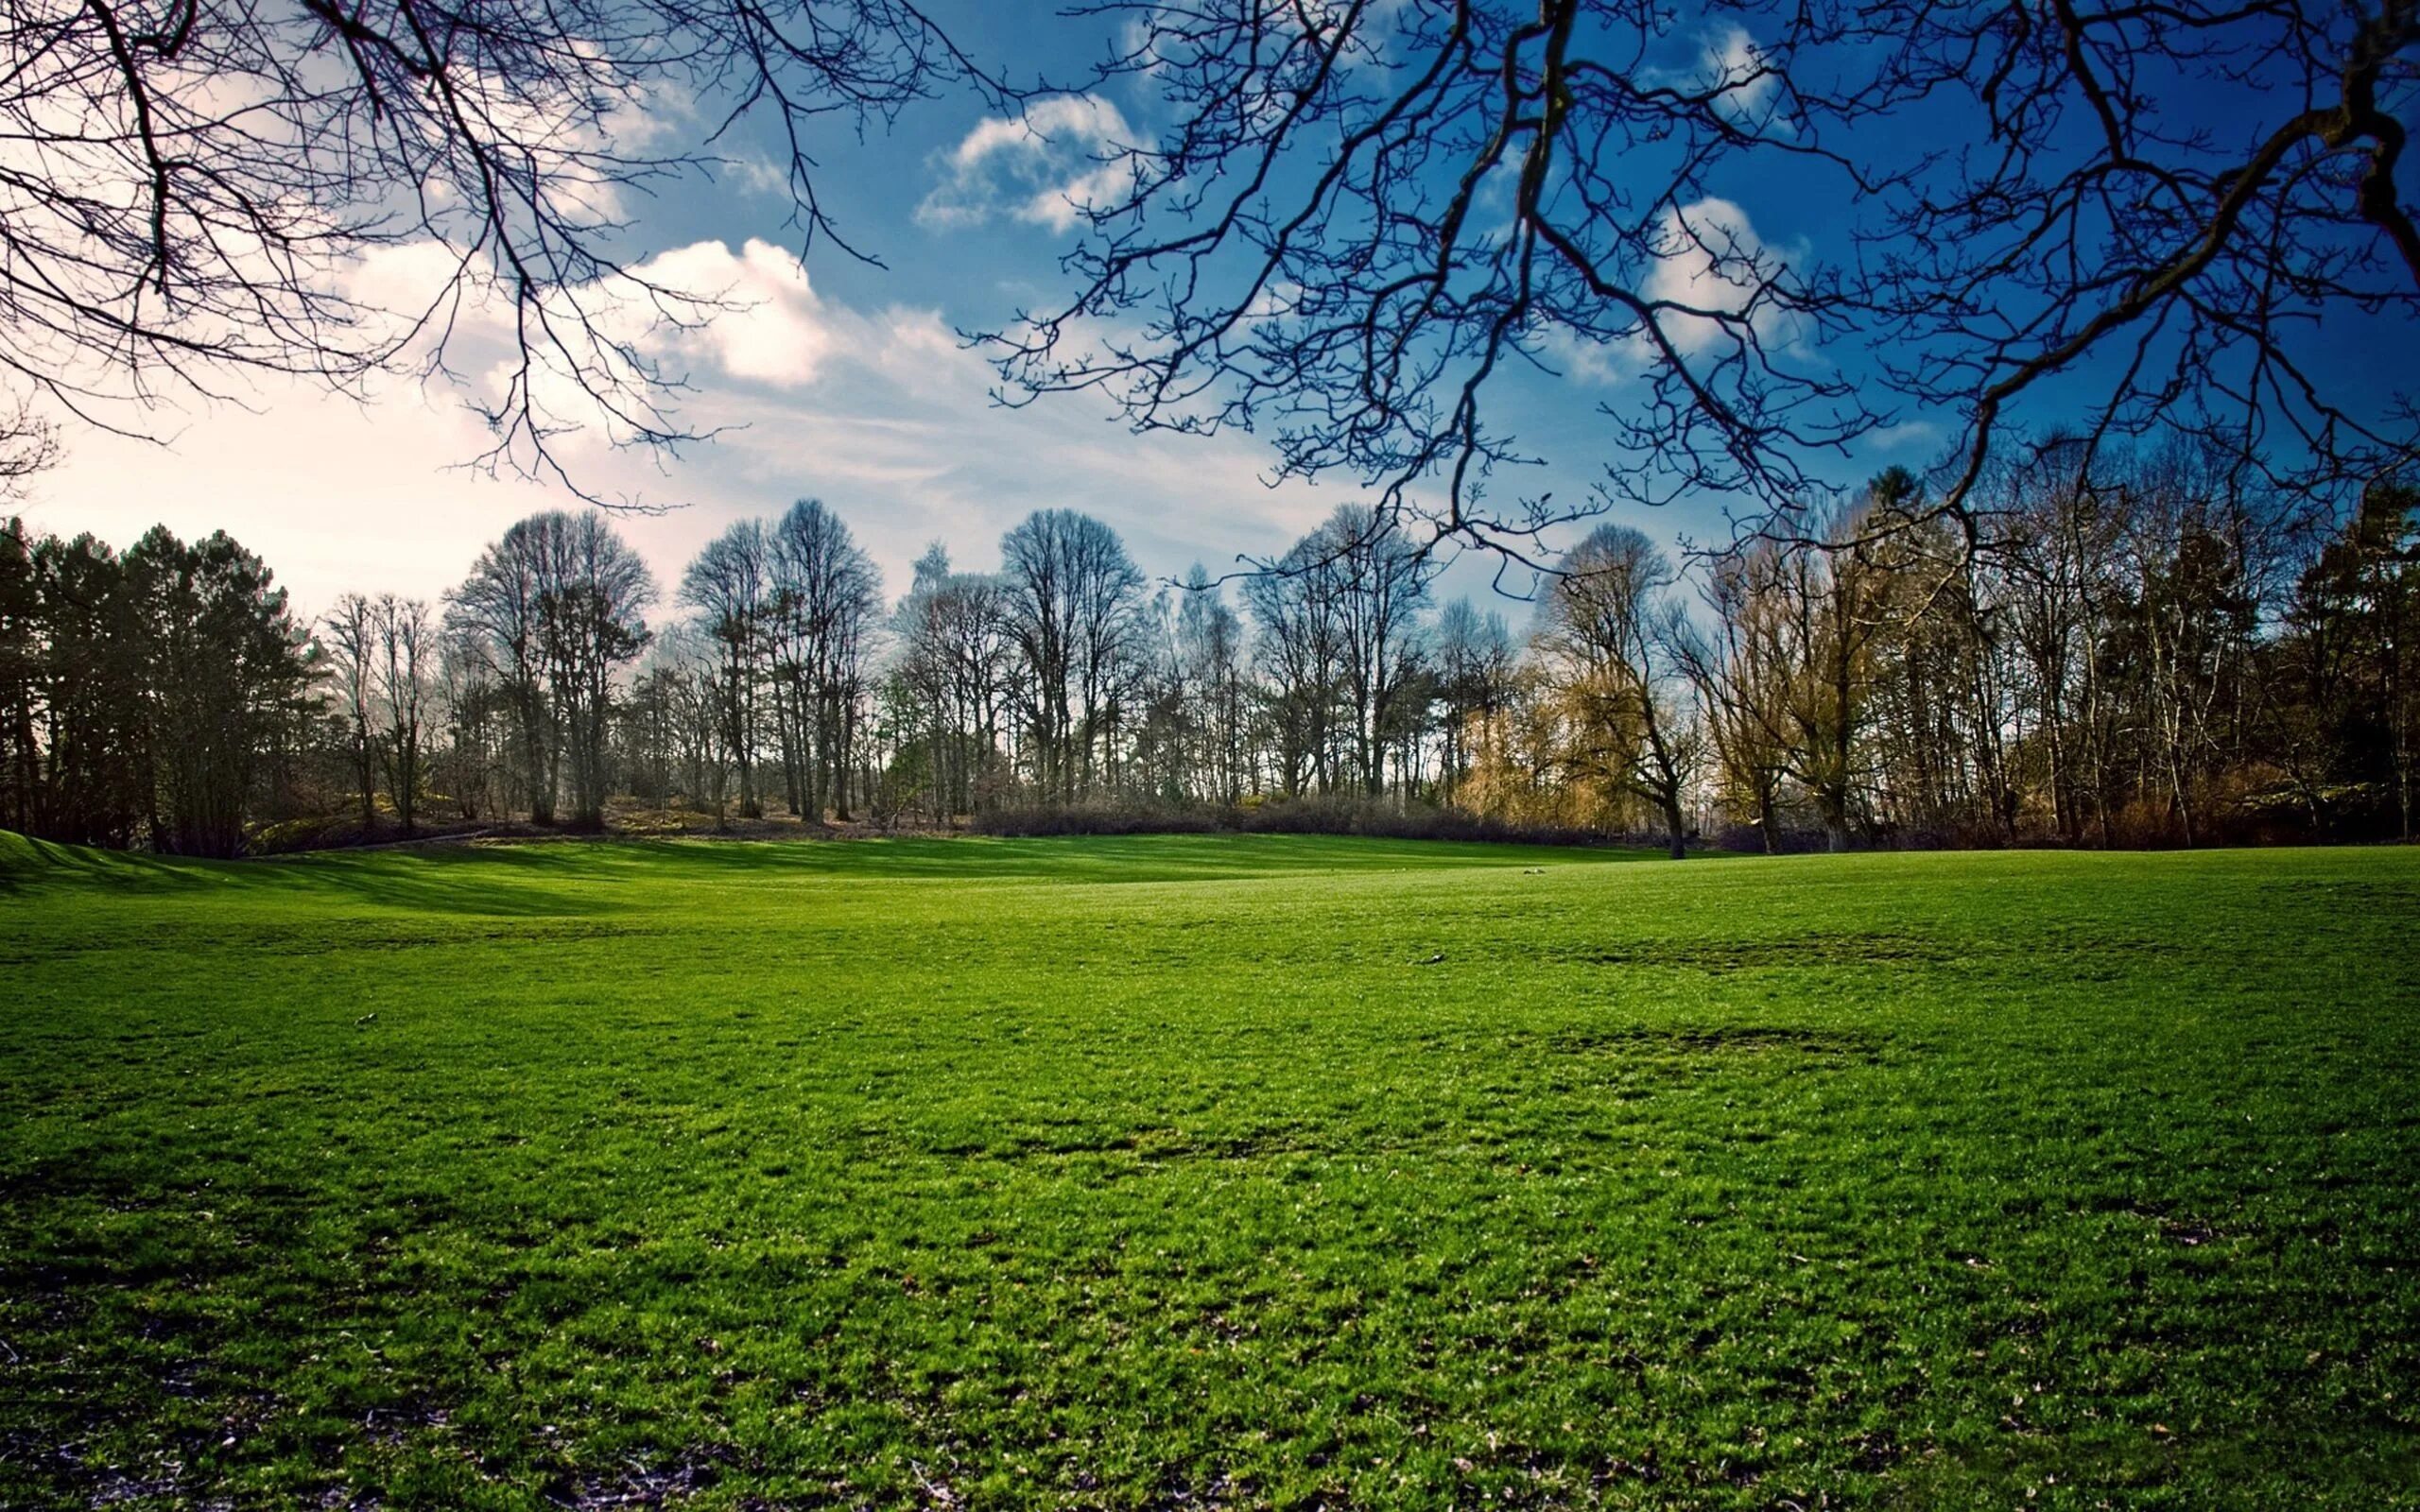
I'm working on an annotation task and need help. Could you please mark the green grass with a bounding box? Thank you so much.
[2,833,2415,1509]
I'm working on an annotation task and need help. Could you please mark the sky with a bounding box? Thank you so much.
[10,1,2408,624]
[0,3,1729,619]
[11,4,1398,621]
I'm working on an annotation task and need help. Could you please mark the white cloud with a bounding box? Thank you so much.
[1521,198,1806,387]
[915,95,1141,233]
[1532,324,1631,387]
[1117,16,1165,76]
[1241,282,1305,321]
[327,236,838,450]
[1703,27,1792,137]
[719,153,791,198]
[596,73,691,154]
[1865,420,1945,455]
[632,238,834,388]
[19,239,1340,622]
[1643,197,1797,358]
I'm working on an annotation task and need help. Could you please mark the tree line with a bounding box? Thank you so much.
[3,453,2413,858]
[0,523,317,854]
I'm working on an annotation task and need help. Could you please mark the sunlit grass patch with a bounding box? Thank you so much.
[1,835,2414,1508]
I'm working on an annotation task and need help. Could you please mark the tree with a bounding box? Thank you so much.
[447,510,652,827]
[893,544,1014,823]
[1175,566,1250,804]
[433,630,510,822]
[1432,599,1520,806]
[1685,561,1791,851]
[1862,0,2420,518]
[1315,507,1435,797]
[2101,449,2275,847]
[630,626,728,815]
[1988,446,2129,844]
[1781,474,1932,850]
[532,513,655,828]
[1237,509,1436,800]
[2,519,43,833]
[11,525,317,853]
[0,0,993,488]
[372,595,435,834]
[998,1,2417,552]
[768,500,881,820]
[0,411,57,502]
[120,527,315,856]
[680,521,771,821]
[1537,525,1703,857]
[2288,482,2420,839]
[23,533,147,846]
[446,524,556,821]
[999,509,1144,803]
[321,593,380,833]
[1242,539,1345,799]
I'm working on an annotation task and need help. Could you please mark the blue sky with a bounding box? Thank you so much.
[16,0,2411,621]
[23,3,1388,616]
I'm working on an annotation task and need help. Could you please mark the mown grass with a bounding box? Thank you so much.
[1,832,2415,1509]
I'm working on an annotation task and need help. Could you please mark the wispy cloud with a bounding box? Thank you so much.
[1526,196,1804,387]
[1703,26,1794,138]
[24,238,1339,618]
[915,95,1140,233]
[1864,420,1946,456]
[1643,197,1808,359]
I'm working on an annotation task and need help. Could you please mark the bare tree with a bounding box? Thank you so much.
[999,509,1143,802]
[532,512,655,827]
[768,499,881,819]
[447,509,650,825]
[634,623,730,814]
[1174,565,1250,803]
[370,594,434,833]
[0,0,997,487]
[1783,492,1908,850]
[446,521,557,820]
[0,408,59,500]
[1318,506,1434,796]
[894,544,1016,822]
[1690,478,1918,851]
[680,521,770,820]
[1537,525,1703,855]
[1681,546,1794,850]
[994,1,1873,552]
[1987,445,2130,843]
[994,0,2416,553]
[321,592,379,833]
[1432,598,1520,806]
[433,628,509,821]
[1858,0,2420,520]
[1242,538,1346,799]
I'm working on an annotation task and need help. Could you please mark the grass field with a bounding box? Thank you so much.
[2,832,2416,1510]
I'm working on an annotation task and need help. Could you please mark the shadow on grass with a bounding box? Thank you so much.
[0,829,1655,920]
[0,829,603,919]
[554,832,1649,883]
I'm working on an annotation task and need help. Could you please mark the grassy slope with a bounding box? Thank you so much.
[0,833,2414,1509]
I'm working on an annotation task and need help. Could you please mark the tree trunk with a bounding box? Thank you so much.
[355,725,376,835]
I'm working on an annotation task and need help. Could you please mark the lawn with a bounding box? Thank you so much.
[1,832,2414,1509]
